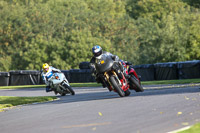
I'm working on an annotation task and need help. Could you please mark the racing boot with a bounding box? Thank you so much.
[46,86,52,92]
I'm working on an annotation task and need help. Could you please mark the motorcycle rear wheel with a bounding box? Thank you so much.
[124,89,131,96]
[129,76,144,92]
[110,76,125,97]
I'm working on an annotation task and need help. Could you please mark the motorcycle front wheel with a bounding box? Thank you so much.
[109,76,125,97]
[63,83,75,95]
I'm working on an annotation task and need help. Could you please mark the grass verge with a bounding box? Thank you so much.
[142,78,200,85]
[0,96,57,112]
[177,123,200,133]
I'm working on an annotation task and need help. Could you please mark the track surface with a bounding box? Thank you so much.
[0,84,200,133]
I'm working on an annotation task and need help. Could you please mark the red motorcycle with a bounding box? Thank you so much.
[121,61,144,92]
[95,54,131,97]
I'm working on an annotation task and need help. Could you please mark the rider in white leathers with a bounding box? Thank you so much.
[41,63,61,92]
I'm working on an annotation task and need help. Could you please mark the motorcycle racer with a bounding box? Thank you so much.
[90,45,130,87]
[41,63,61,92]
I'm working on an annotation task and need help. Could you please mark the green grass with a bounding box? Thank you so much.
[177,123,200,133]
[0,85,46,89]
[0,96,57,111]
[141,78,200,85]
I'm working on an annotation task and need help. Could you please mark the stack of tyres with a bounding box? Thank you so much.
[69,69,95,83]
[154,62,178,80]
[9,70,41,85]
[178,60,200,79]
[133,64,155,81]
[0,72,10,86]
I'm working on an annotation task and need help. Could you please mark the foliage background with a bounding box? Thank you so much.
[0,0,200,71]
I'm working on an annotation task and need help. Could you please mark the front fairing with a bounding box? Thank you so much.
[95,54,114,73]
[49,73,70,94]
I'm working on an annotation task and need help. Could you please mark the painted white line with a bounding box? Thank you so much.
[62,122,112,128]
[31,97,60,105]
[167,126,191,133]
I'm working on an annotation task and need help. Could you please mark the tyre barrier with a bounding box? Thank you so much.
[0,72,10,86]
[154,62,178,80]
[133,60,200,81]
[69,69,95,83]
[133,64,155,81]
[9,70,41,86]
[0,60,200,86]
[178,60,200,79]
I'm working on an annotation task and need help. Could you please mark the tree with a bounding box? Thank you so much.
[126,0,200,64]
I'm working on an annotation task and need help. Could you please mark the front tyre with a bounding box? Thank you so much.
[110,76,125,97]
[63,83,75,95]
[67,86,75,95]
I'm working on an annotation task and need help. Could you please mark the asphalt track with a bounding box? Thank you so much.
[0,84,200,133]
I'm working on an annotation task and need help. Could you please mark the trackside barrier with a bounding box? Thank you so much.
[69,69,95,83]
[9,70,41,85]
[133,64,155,81]
[177,60,200,79]
[1,60,200,86]
[154,62,178,80]
[0,72,10,86]
[134,60,200,81]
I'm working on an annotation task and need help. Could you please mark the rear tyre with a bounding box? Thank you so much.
[110,76,125,97]
[129,76,144,92]
[124,89,131,96]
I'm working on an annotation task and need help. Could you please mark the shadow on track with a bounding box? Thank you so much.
[3,85,200,105]
[41,86,200,105]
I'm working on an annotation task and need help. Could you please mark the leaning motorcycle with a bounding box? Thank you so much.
[47,72,75,96]
[95,54,131,97]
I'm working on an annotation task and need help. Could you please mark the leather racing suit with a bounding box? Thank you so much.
[89,51,129,87]
[41,66,61,92]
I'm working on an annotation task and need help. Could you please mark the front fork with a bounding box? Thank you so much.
[59,80,70,92]
[104,71,122,90]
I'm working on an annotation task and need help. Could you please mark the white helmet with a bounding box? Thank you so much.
[92,45,102,57]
